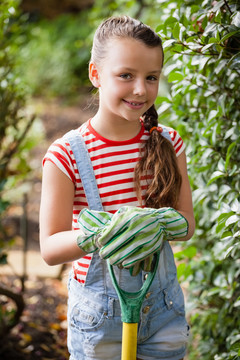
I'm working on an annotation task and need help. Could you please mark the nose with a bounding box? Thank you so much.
[133,78,146,96]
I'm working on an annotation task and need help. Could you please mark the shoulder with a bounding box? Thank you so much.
[44,122,89,161]
[42,122,89,182]
[159,124,185,157]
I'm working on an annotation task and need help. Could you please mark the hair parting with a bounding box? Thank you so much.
[91,15,164,67]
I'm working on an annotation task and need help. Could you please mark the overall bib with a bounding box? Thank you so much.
[66,129,190,360]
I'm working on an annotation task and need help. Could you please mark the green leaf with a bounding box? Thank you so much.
[216,211,236,233]
[177,262,186,280]
[201,16,208,30]
[221,30,240,43]
[212,0,225,11]
[177,262,192,281]
[214,60,227,74]
[162,39,177,49]
[224,244,238,258]
[180,14,189,28]
[214,11,222,24]
[191,5,200,15]
[175,246,197,260]
[234,298,240,307]
[156,24,163,33]
[221,230,233,239]
[168,72,184,82]
[225,141,237,170]
[164,16,179,27]
[208,110,218,121]
[172,22,180,39]
[209,37,218,44]
[157,102,171,114]
[229,164,238,176]
[226,215,239,227]
[216,221,227,234]
[201,43,215,53]
[156,96,172,104]
[186,35,198,43]
[207,171,225,185]
[228,53,240,68]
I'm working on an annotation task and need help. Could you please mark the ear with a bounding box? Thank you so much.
[89,62,101,88]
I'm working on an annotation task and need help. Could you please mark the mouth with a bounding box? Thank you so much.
[123,99,145,109]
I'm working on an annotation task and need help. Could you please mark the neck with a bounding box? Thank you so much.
[91,113,142,141]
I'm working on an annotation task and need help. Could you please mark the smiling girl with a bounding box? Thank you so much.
[40,15,195,360]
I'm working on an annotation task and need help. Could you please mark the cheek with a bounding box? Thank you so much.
[110,83,128,99]
[150,84,159,100]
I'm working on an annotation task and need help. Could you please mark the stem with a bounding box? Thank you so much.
[0,114,35,176]
[223,0,233,15]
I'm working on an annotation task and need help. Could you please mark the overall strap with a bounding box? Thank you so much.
[161,125,172,143]
[65,130,103,212]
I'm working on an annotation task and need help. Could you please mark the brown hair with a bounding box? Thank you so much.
[91,15,182,208]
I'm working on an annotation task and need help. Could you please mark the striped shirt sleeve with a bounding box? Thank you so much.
[165,126,185,156]
[43,137,76,183]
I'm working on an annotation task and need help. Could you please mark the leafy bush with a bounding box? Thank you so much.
[0,0,40,261]
[155,1,240,359]
[0,0,41,338]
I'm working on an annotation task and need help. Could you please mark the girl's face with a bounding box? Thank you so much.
[90,37,163,125]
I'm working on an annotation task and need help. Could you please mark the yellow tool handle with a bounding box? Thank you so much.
[121,322,138,360]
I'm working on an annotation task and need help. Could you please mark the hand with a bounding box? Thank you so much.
[77,208,112,253]
[97,206,188,268]
[129,255,154,276]
[77,207,154,275]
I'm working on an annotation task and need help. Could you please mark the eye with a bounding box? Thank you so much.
[147,75,158,81]
[119,73,132,79]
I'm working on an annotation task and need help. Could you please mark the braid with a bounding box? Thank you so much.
[135,105,182,208]
[142,105,158,130]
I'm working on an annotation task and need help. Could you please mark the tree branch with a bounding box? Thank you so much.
[223,0,233,15]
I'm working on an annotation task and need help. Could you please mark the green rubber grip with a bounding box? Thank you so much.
[107,252,160,323]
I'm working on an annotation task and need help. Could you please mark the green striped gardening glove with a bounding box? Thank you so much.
[97,206,188,268]
[77,208,112,253]
[77,207,155,275]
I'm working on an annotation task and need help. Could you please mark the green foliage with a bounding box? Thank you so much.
[18,13,95,97]
[15,0,167,98]
[155,1,240,359]
[0,0,43,339]
[0,0,40,262]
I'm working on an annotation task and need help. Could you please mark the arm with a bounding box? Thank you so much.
[39,161,86,266]
[175,150,195,240]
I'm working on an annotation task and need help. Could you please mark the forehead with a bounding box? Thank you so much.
[102,37,163,72]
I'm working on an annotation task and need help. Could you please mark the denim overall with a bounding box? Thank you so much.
[66,129,190,360]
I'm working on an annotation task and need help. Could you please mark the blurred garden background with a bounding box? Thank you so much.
[0,0,239,359]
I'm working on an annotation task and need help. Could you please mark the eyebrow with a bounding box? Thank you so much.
[115,67,161,74]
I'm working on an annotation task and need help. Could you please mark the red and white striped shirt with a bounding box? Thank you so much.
[43,119,185,283]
